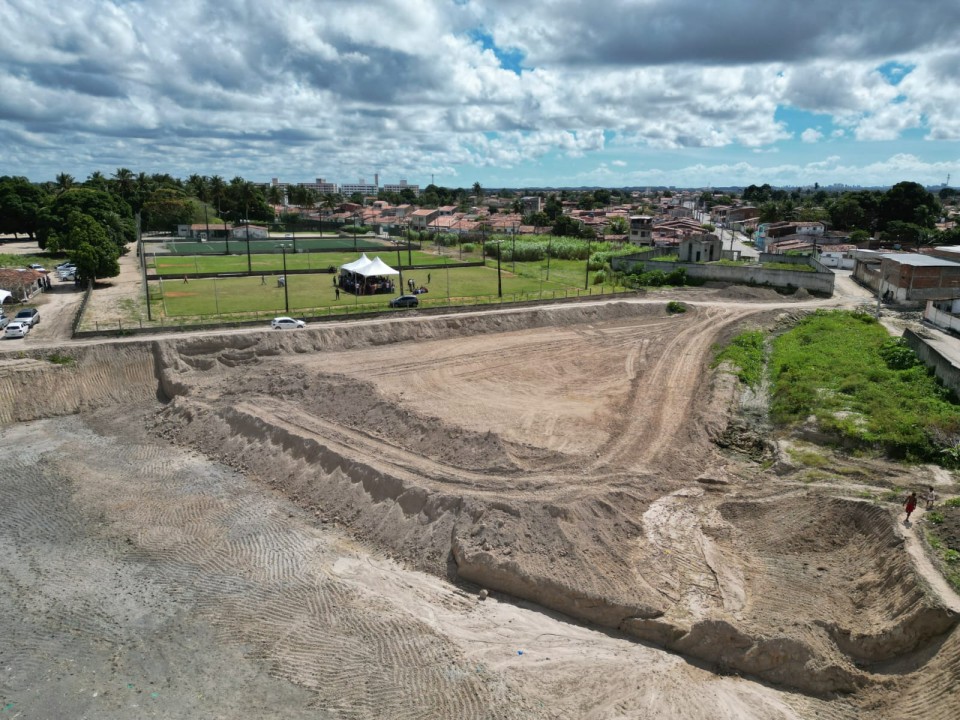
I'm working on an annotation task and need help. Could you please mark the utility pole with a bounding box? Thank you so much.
[277,243,291,313]
[584,235,591,290]
[245,206,252,274]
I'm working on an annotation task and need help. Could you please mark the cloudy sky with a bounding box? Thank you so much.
[2,0,959,189]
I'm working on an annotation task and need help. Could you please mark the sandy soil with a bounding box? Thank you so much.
[2,266,960,717]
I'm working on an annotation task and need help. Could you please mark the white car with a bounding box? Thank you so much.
[271,316,306,330]
[4,321,30,339]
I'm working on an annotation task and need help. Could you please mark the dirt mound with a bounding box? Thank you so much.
[714,285,789,301]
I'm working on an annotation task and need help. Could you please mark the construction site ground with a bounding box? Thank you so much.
[1,241,959,719]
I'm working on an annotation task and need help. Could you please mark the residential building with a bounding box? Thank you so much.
[629,216,654,246]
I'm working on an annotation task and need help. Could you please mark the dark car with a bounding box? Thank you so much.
[14,308,39,326]
[389,295,419,309]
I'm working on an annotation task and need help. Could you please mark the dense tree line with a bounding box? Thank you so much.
[742,181,947,246]
[2,170,956,282]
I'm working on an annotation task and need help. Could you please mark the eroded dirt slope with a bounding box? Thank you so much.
[2,292,959,718]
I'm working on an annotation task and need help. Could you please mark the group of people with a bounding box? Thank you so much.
[336,273,395,296]
[407,276,430,295]
[903,486,939,522]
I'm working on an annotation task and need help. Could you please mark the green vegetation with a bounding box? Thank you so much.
[666,301,687,314]
[147,257,625,320]
[712,330,765,387]
[47,352,74,365]
[787,446,830,468]
[771,310,960,463]
[946,498,960,508]
[761,262,815,272]
[623,266,690,289]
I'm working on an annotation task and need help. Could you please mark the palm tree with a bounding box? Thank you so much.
[266,184,284,207]
[209,175,226,219]
[55,173,74,195]
[112,168,135,203]
[86,171,107,191]
[322,193,341,215]
[186,174,209,202]
[473,181,484,204]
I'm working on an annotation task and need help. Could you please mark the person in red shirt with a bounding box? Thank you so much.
[904,492,918,522]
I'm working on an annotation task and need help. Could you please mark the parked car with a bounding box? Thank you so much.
[28,263,47,273]
[388,295,419,308]
[270,316,306,330]
[4,321,29,339]
[0,314,8,330]
[14,308,39,326]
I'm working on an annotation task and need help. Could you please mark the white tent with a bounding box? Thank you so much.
[0,289,11,304]
[339,253,372,274]
[356,257,399,277]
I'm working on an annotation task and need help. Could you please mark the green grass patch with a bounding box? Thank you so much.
[770,310,960,464]
[47,352,74,365]
[762,262,815,272]
[787,446,829,467]
[148,258,625,319]
[712,330,765,387]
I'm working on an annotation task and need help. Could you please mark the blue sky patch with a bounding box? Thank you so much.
[774,106,836,138]
[467,29,526,75]
[876,61,915,86]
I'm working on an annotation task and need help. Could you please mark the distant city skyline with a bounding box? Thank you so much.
[2,1,959,189]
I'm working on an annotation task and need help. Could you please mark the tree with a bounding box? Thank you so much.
[0,176,47,240]
[67,211,121,281]
[112,168,136,207]
[86,171,108,192]
[186,174,209,202]
[552,214,583,237]
[209,175,227,218]
[606,216,629,234]
[55,173,75,195]
[881,181,939,230]
[473,182,484,204]
[141,188,196,231]
[37,187,134,253]
[743,184,772,203]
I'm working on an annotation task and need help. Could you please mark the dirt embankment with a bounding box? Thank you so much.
[3,297,959,711]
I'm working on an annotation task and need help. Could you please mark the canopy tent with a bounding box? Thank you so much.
[355,257,399,277]
[0,289,11,304]
[339,253,372,274]
[337,254,399,296]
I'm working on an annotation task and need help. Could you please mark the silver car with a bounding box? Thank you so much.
[270,316,306,330]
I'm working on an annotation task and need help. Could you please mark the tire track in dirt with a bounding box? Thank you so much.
[590,305,758,473]
[44,420,521,720]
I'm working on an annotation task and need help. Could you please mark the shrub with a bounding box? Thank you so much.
[945,549,960,564]
[47,352,74,365]
[946,497,960,508]
[927,512,945,525]
[713,330,765,387]
[879,338,920,370]
[666,301,687,314]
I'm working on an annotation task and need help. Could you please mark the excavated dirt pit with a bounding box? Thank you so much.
[2,296,959,718]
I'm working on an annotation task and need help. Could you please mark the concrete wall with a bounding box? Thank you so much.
[903,328,960,398]
[612,255,835,295]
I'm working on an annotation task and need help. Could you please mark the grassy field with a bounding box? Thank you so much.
[770,309,960,463]
[149,248,447,275]
[154,235,391,255]
[150,256,624,319]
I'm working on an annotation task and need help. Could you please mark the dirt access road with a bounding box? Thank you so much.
[2,247,959,718]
